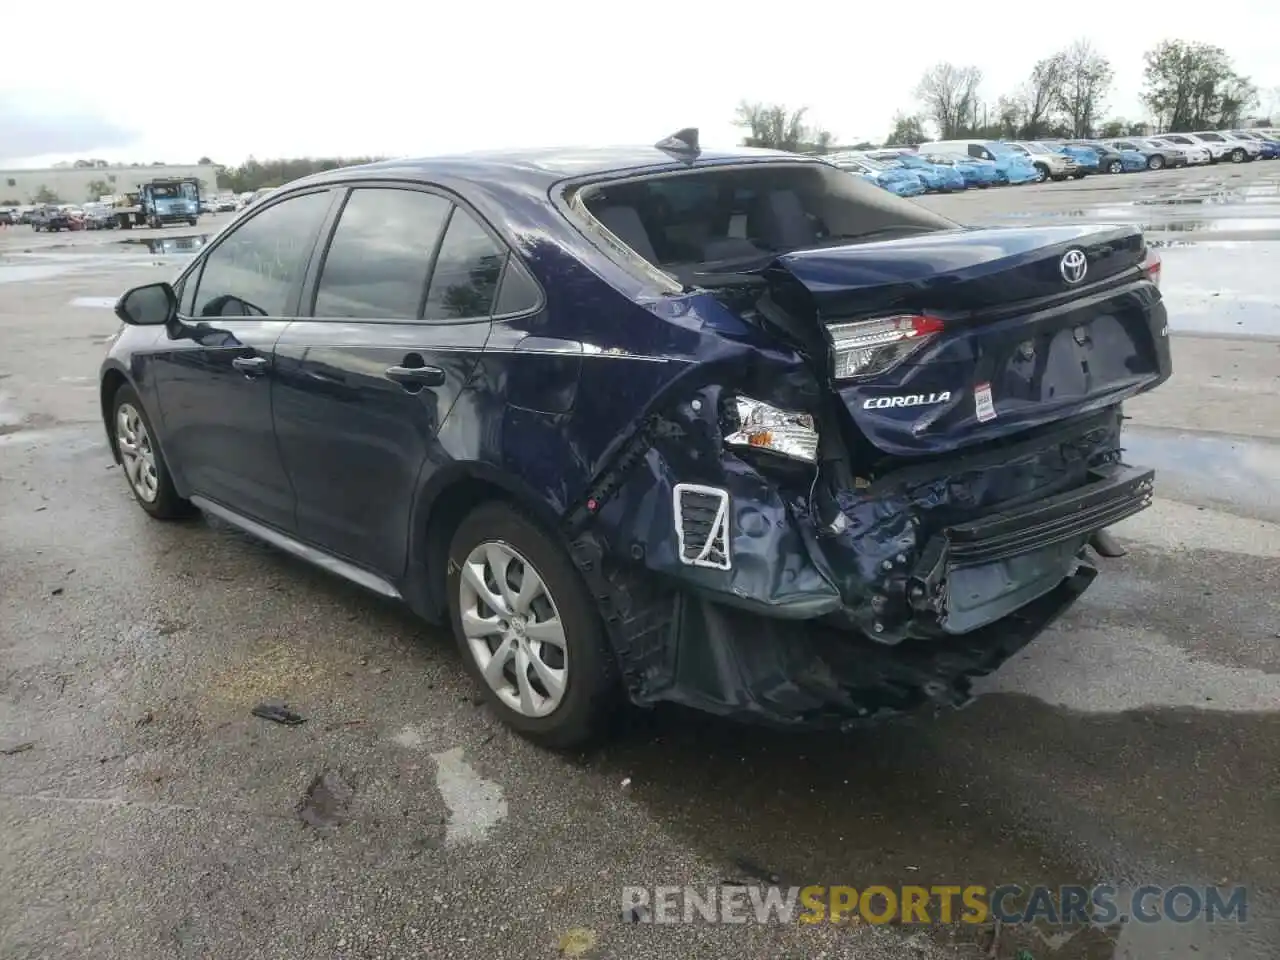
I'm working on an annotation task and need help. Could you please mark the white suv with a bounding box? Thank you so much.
[1195,131,1262,163]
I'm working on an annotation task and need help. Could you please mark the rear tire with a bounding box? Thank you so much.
[1072,172,1087,179]
[109,384,194,520]
[446,501,619,750]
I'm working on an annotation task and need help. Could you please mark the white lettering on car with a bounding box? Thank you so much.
[861,392,952,410]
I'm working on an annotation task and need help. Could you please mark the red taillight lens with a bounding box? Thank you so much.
[828,314,946,380]
[1142,249,1161,288]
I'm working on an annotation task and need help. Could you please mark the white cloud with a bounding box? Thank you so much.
[1,0,1276,166]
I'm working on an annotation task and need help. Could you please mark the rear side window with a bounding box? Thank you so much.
[493,256,541,316]
[191,190,332,317]
[313,188,451,320]
[422,210,505,321]
[1198,134,1224,142]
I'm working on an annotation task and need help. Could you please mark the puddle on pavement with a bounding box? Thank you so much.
[296,769,355,828]
[1145,217,1280,233]
[1157,240,1280,336]
[115,234,209,254]
[1122,428,1280,510]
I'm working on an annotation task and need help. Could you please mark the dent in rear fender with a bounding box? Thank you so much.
[585,383,841,619]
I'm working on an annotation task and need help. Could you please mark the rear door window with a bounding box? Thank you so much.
[313,188,451,320]
[421,209,506,321]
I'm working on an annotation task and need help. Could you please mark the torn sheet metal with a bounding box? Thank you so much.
[572,383,1145,726]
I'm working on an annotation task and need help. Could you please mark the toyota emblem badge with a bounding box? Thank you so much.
[1060,249,1088,284]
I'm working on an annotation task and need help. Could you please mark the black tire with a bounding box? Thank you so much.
[1107,160,1123,174]
[108,384,194,520]
[188,218,198,226]
[1051,174,1068,182]
[1148,154,1165,171]
[1033,163,1049,183]
[446,501,619,749]
[1230,148,1245,163]
[1072,171,1087,179]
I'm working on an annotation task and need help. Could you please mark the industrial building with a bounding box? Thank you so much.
[0,163,221,205]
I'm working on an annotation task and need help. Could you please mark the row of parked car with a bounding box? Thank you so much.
[826,128,1280,196]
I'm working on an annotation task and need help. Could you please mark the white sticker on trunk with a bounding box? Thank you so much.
[974,382,996,422]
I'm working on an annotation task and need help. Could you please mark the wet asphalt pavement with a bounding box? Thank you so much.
[2,162,1278,960]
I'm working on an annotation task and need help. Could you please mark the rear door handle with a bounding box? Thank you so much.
[232,355,269,376]
[384,364,446,389]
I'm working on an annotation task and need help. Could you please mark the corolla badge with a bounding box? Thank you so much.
[1060,249,1088,284]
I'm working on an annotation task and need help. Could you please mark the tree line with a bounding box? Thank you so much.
[735,38,1266,150]
[205,156,389,194]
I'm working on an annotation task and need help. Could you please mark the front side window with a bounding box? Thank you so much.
[313,188,451,320]
[422,209,506,321]
[190,190,332,318]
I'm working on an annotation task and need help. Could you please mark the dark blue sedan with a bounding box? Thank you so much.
[100,130,1172,746]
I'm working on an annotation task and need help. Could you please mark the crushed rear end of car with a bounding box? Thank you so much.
[555,146,1171,728]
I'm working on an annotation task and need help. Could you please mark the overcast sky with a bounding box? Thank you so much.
[2,0,1278,168]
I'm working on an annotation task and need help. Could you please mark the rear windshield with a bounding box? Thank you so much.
[573,162,957,285]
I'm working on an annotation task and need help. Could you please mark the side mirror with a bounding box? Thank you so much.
[115,282,177,326]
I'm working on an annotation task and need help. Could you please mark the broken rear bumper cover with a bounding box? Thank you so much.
[569,396,1152,728]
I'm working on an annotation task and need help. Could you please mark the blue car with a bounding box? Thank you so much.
[827,153,926,197]
[1055,143,1102,172]
[867,150,968,191]
[921,152,1000,187]
[98,128,1173,745]
[968,142,1040,185]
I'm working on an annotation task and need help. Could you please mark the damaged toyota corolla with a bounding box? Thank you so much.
[100,129,1171,748]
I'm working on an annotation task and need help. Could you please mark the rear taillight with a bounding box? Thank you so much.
[1141,249,1161,288]
[828,314,945,380]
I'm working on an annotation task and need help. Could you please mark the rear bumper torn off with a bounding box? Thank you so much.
[574,395,1148,724]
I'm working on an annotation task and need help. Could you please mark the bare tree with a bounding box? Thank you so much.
[733,102,831,151]
[914,63,983,138]
[1058,39,1113,137]
[1016,53,1066,138]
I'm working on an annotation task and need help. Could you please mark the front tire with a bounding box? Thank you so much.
[109,385,193,519]
[1148,154,1165,171]
[1230,148,1245,163]
[1033,164,1048,183]
[1072,171,1087,179]
[1107,160,1123,174]
[447,501,619,749]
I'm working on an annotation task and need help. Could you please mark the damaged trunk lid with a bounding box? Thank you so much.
[765,223,1172,457]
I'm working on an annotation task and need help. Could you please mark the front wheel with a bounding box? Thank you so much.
[1148,154,1165,171]
[1231,148,1245,163]
[1072,171,1087,179]
[110,385,194,519]
[1107,160,1123,174]
[447,501,619,749]
[1033,164,1048,183]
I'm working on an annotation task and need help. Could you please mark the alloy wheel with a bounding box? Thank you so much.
[115,402,159,502]
[459,540,568,718]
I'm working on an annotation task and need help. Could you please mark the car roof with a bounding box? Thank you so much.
[290,144,812,191]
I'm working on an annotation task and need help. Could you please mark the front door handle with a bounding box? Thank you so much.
[232,355,269,376]
[384,364,446,390]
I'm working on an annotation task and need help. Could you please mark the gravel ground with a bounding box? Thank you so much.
[2,160,1278,960]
